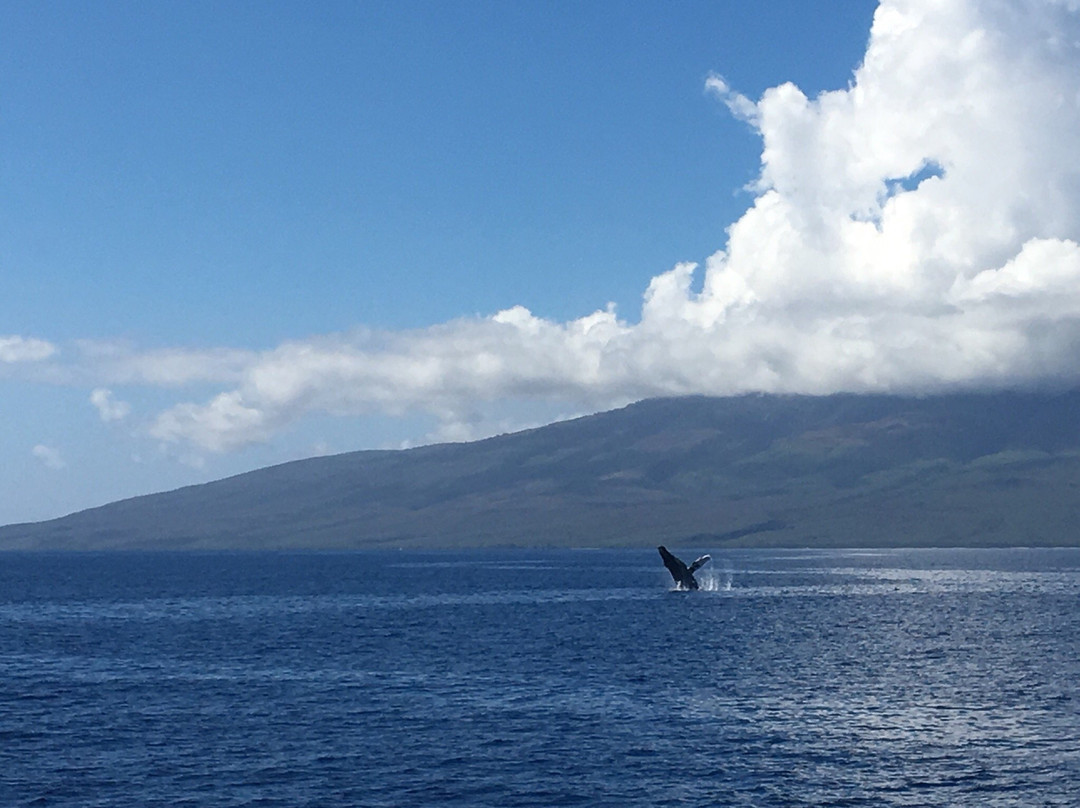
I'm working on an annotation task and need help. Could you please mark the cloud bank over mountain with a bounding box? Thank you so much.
[20,0,1080,453]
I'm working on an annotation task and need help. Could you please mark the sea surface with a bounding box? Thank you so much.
[2,548,1079,806]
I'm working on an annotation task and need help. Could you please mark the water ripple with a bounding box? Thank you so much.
[3,549,1079,806]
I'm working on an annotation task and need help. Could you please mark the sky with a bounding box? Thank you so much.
[3,0,1080,526]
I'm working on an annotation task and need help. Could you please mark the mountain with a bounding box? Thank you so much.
[3,391,1080,550]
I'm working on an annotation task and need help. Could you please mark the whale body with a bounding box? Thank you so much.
[658,546,711,590]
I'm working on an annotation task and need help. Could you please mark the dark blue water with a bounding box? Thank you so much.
[2,548,1079,806]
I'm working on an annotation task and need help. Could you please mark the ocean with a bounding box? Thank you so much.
[2,548,1079,806]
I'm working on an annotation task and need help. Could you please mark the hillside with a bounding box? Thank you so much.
[2,392,1079,549]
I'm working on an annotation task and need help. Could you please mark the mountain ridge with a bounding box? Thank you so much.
[3,391,1079,550]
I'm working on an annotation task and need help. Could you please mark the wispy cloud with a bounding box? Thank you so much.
[0,336,57,363]
[90,388,131,422]
[32,444,66,470]
[73,341,254,387]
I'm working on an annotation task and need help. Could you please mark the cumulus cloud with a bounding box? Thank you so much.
[32,444,66,470]
[0,336,57,363]
[147,0,1080,452]
[151,391,271,452]
[90,388,131,422]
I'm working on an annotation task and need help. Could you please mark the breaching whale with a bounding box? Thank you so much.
[658,546,711,590]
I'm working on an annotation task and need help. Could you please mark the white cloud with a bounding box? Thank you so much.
[32,444,66,470]
[151,390,271,452]
[73,341,253,387]
[0,336,57,363]
[128,0,1080,451]
[90,388,131,422]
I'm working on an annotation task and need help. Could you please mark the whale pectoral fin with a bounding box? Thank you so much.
[687,554,711,574]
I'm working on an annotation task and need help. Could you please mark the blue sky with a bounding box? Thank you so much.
[4,1,875,342]
[5,0,1080,526]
